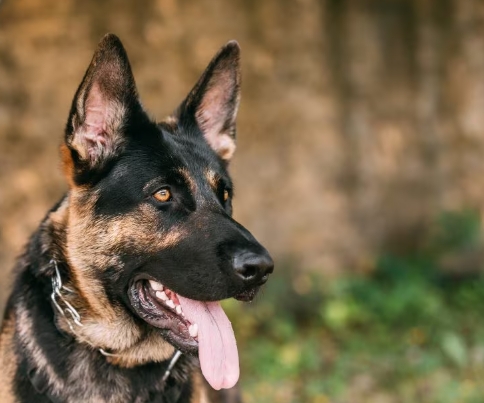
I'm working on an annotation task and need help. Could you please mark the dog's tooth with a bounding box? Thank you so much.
[166,300,175,309]
[189,324,199,338]
[176,305,182,314]
[149,280,164,291]
[155,291,168,301]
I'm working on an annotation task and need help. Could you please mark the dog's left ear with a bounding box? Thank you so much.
[175,41,241,162]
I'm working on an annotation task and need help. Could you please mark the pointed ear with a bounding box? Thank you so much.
[175,41,241,161]
[63,34,141,181]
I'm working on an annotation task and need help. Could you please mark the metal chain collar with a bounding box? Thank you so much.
[50,259,118,357]
[49,259,182,381]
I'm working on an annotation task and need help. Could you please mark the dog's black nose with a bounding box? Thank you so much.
[233,250,274,285]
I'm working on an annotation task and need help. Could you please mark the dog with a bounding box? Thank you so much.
[0,34,273,403]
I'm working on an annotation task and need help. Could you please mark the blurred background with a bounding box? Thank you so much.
[1,0,484,402]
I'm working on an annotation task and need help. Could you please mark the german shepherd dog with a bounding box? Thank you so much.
[0,34,273,402]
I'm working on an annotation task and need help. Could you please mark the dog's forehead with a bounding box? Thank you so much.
[161,130,230,188]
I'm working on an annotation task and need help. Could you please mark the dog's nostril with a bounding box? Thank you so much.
[234,263,258,280]
[233,251,274,283]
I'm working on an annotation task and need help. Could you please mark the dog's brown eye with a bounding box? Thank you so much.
[223,189,229,202]
[153,188,172,203]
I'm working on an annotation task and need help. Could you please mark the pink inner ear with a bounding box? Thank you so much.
[72,82,125,162]
[196,70,237,160]
[199,84,229,137]
[84,83,108,142]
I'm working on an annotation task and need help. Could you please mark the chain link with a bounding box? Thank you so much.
[50,259,117,356]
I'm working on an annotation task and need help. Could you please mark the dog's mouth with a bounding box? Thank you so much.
[128,277,243,390]
[129,279,199,354]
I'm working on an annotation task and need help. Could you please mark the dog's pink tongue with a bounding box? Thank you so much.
[177,296,239,390]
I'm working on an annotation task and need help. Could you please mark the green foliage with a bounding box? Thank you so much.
[224,210,484,403]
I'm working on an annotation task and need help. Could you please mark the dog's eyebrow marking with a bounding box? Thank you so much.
[205,169,220,190]
[178,168,197,194]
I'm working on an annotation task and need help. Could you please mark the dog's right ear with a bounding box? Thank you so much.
[62,34,142,185]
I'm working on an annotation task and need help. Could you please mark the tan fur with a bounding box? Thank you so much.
[0,313,17,402]
[179,168,198,194]
[190,371,212,403]
[16,303,64,391]
[60,143,76,188]
[67,190,185,266]
[163,115,179,131]
[107,329,175,368]
[205,170,220,191]
[215,140,236,161]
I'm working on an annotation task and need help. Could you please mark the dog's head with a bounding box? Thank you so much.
[56,34,273,389]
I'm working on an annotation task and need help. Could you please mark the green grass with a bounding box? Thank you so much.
[223,210,484,403]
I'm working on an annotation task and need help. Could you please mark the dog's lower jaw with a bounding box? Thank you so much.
[54,303,177,368]
[105,330,177,368]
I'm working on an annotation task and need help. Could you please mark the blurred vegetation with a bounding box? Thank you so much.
[224,210,484,403]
